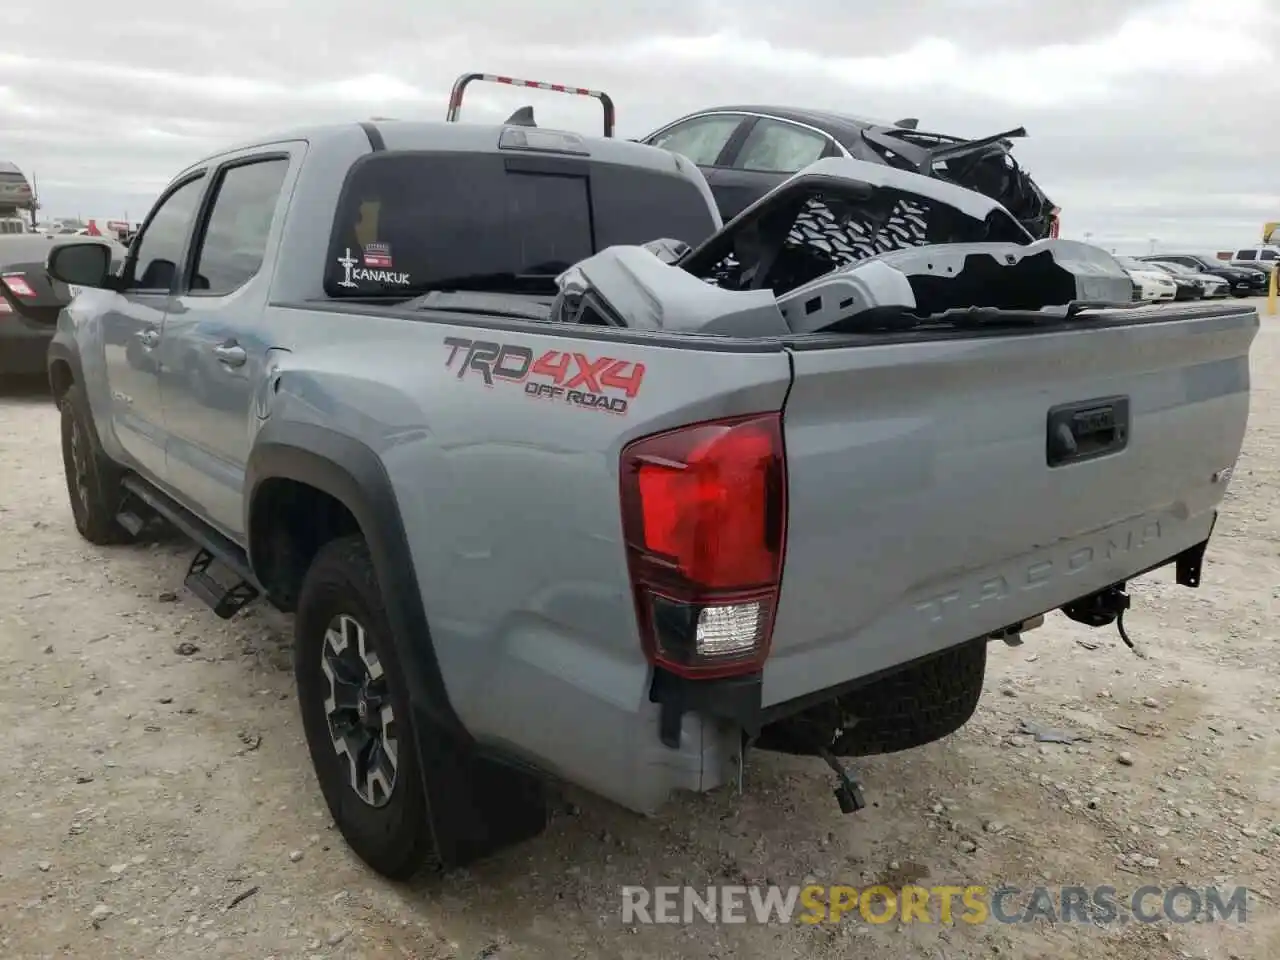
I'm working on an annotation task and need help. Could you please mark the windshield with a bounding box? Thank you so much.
[323,151,718,298]
[1116,257,1149,270]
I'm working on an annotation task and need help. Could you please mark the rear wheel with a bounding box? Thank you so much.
[59,384,135,545]
[294,535,438,880]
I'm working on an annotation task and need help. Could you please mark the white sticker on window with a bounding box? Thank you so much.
[336,247,409,288]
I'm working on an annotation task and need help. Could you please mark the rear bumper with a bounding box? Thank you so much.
[0,316,53,375]
[642,525,1217,759]
[480,520,1217,817]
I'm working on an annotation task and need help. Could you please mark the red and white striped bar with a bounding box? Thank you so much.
[445,72,616,138]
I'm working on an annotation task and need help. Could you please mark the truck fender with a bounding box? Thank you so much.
[46,339,85,402]
[243,420,469,744]
[244,421,549,867]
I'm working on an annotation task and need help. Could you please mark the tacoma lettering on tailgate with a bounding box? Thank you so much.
[913,518,1164,623]
[443,337,645,415]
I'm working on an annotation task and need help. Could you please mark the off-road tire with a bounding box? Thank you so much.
[294,534,438,881]
[59,383,135,545]
[834,639,987,757]
[755,639,987,758]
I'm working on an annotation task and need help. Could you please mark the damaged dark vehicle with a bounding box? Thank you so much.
[551,157,1129,334]
[639,105,1060,239]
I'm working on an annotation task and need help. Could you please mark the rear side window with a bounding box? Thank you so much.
[1235,249,1257,260]
[734,119,831,173]
[324,151,718,297]
[189,158,289,296]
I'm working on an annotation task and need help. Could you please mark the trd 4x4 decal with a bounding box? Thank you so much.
[443,337,645,415]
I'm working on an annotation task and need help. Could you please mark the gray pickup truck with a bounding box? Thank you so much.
[44,108,1256,881]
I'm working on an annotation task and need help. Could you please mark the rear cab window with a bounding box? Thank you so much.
[323,150,719,299]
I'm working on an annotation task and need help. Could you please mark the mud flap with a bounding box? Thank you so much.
[413,705,548,869]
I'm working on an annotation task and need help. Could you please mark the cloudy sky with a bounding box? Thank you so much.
[2,0,1277,253]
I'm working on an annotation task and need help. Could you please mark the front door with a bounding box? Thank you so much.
[101,174,207,483]
[158,153,294,539]
[643,113,747,222]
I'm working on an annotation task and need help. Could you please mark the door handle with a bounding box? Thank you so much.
[136,328,160,348]
[1046,396,1130,467]
[213,342,247,367]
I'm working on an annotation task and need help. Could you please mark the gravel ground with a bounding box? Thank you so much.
[1,306,1277,960]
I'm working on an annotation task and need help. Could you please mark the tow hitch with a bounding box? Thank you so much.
[1062,585,1140,655]
[1058,531,1215,659]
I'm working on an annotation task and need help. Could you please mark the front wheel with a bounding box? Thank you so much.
[59,384,135,545]
[294,535,438,880]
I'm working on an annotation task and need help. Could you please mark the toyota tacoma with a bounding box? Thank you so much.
[43,93,1256,881]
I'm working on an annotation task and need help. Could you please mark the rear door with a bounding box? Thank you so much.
[158,150,295,539]
[101,173,208,483]
[713,117,840,221]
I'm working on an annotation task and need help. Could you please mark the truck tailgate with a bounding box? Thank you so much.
[765,303,1257,707]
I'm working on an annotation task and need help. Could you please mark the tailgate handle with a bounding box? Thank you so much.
[1046,396,1129,467]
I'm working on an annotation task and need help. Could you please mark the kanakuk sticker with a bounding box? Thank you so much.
[336,247,409,288]
[363,242,393,268]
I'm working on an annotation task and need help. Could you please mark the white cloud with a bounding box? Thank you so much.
[0,0,1276,249]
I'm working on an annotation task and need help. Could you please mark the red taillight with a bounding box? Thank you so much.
[1,274,36,298]
[620,412,787,679]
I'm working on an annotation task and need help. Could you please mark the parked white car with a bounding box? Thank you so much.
[1145,260,1230,298]
[1116,257,1177,300]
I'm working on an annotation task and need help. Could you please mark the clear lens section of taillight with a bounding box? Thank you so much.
[620,413,787,679]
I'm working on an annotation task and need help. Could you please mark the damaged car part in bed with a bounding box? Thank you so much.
[555,157,1133,336]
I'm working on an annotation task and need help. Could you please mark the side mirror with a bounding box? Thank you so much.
[46,242,113,289]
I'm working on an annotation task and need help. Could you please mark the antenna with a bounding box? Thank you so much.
[505,106,536,127]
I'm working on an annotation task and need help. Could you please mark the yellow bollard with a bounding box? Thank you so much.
[1269,265,1278,317]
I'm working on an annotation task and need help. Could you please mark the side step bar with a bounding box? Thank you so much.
[119,475,261,619]
[185,548,259,619]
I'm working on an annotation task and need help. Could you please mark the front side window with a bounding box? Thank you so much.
[734,119,831,174]
[647,115,743,167]
[189,159,289,296]
[127,176,206,292]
